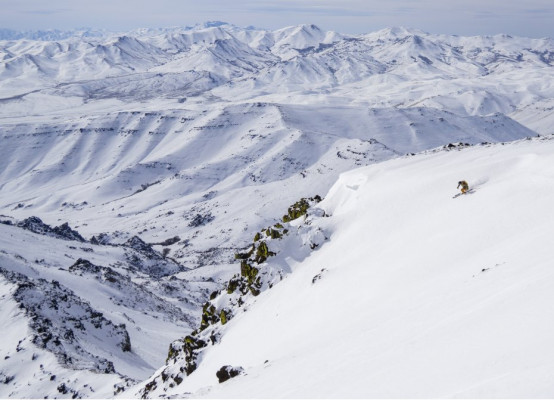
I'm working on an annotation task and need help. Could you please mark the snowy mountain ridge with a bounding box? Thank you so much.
[0,23,553,398]
[1,24,552,122]
[132,133,554,398]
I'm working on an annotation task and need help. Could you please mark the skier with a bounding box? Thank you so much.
[457,180,469,194]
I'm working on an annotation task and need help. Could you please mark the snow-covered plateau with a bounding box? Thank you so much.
[0,22,553,398]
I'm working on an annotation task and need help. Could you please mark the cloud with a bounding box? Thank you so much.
[22,9,71,15]
[248,4,373,17]
[520,7,554,17]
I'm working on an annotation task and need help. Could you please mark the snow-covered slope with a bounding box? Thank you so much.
[0,104,535,267]
[0,216,229,397]
[0,22,552,398]
[133,135,554,398]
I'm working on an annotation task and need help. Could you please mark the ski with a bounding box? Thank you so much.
[453,189,475,198]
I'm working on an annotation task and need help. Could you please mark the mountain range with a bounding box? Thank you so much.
[0,22,553,398]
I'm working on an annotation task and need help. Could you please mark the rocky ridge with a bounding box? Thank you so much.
[139,196,327,397]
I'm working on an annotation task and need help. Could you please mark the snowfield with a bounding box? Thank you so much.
[0,22,553,398]
[134,136,554,398]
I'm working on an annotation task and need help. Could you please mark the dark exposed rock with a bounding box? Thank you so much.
[125,236,157,256]
[17,216,86,242]
[119,326,132,352]
[55,382,80,399]
[165,335,208,377]
[52,222,86,242]
[312,268,328,284]
[155,236,181,246]
[113,383,126,395]
[216,365,244,383]
[69,258,101,275]
[0,268,132,374]
[90,233,111,245]
[123,235,187,277]
[142,380,157,398]
[2,373,15,384]
[226,276,241,294]
[443,142,471,151]
[188,213,215,227]
[57,383,69,394]
[254,241,273,264]
[219,309,229,325]
[17,216,52,235]
[282,196,322,222]
[122,236,186,279]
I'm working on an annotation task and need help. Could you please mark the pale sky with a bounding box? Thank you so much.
[1,0,553,38]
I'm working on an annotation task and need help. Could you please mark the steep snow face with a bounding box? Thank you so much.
[139,135,554,398]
